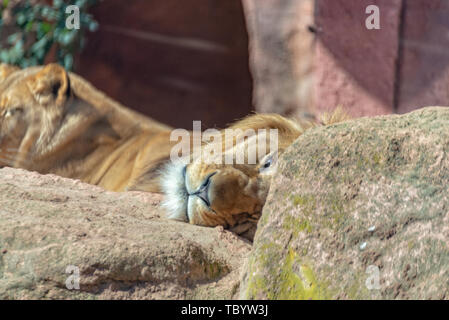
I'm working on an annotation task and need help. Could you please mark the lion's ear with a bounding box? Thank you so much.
[28,63,70,107]
[0,63,19,81]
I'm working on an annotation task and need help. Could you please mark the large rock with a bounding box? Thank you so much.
[241,107,449,299]
[0,168,250,299]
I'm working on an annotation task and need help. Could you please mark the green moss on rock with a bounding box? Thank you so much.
[242,107,449,300]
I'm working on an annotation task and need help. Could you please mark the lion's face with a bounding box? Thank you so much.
[183,157,274,227]
[0,84,29,166]
[0,64,70,169]
[161,115,303,238]
[162,146,277,227]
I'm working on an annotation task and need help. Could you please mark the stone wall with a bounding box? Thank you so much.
[242,0,316,120]
[314,0,402,117]
[75,1,449,125]
[75,0,253,129]
[246,0,449,118]
[397,0,449,114]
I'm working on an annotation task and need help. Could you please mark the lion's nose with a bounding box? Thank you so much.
[190,172,217,207]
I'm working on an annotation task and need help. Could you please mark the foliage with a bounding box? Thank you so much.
[0,0,98,70]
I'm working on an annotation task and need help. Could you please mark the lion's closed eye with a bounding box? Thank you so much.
[4,107,23,118]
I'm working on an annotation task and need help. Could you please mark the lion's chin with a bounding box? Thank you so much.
[186,197,218,225]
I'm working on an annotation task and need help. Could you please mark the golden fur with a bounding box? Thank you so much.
[133,109,348,239]
[0,64,19,81]
[0,63,348,239]
[0,63,176,192]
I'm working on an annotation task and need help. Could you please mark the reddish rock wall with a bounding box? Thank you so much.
[314,0,402,117]
[397,0,449,114]
[76,0,253,129]
[246,0,449,119]
[242,0,316,120]
[75,1,449,124]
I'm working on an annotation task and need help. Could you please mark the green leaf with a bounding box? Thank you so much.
[1,0,98,69]
[0,50,10,63]
[53,0,63,9]
[25,21,33,32]
[7,33,20,44]
[63,54,73,70]
[88,21,99,32]
[16,13,26,26]
[41,22,52,33]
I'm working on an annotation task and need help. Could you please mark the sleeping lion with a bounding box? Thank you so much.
[0,63,346,239]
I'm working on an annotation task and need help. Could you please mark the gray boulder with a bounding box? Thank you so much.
[241,107,449,299]
[0,168,250,299]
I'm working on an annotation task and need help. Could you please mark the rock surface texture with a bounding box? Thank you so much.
[241,107,449,300]
[1,108,448,300]
[0,168,250,299]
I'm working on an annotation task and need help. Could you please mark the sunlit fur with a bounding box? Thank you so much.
[0,64,19,81]
[0,63,349,240]
[136,111,349,240]
[0,63,176,192]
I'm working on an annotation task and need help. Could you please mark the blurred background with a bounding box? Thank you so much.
[1,0,449,129]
